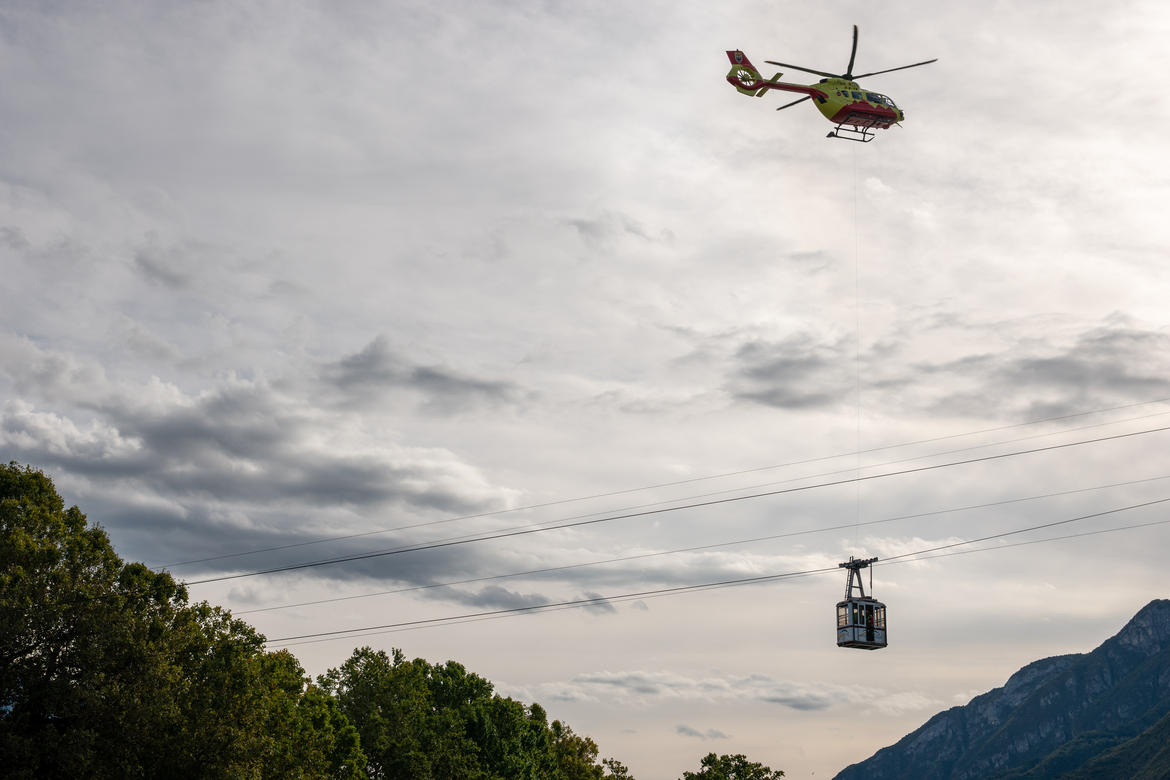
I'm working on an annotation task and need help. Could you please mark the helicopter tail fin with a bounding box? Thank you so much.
[756,73,783,97]
[726,50,777,97]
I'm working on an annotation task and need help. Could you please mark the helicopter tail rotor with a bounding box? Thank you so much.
[725,50,767,95]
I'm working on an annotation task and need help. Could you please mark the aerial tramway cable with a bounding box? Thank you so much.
[236,471,1170,616]
[185,422,1170,586]
[184,406,1170,593]
[159,394,1170,570]
[264,494,1170,646]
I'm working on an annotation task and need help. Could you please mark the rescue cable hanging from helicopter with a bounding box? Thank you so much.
[722,25,933,646]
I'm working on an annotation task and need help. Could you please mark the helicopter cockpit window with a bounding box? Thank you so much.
[851,91,862,99]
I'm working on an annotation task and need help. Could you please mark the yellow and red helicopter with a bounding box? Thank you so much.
[726,25,936,142]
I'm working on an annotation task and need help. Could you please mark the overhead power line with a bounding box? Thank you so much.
[160,395,1170,569]
[889,515,1170,565]
[186,423,1170,586]
[264,494,1170,645]
[238,472,1170,616]
[180,406,1170,584]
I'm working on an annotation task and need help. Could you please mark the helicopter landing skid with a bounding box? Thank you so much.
[826,124,875,143]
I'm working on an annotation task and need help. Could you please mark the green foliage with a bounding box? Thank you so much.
[0,461,629,778]
[0,462,367,778]
[320,646,628,780]
[995,732,1129,778]
[550,718,604,780]
[603,757,635,779]
[681,752,785,780]
[1059,707,1170,780]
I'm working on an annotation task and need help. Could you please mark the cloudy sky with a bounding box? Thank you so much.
[4,0,1170,777]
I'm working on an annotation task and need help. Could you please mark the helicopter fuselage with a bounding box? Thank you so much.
[811,77,902,128]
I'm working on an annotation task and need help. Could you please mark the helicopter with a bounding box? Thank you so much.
[725,25,936,142]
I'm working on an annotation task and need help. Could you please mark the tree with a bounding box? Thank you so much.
[603,756,636,779]
[1,461,625,778]
[322,646,556,779]
[0,462,367,778]
[319,647,432,779]
[681,752,785,780]
[321,645,629,780]
[551,719,604,780]
[1,462,183,776]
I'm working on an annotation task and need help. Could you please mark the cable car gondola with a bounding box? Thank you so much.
[836,556,887,650]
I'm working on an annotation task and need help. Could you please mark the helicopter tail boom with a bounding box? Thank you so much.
[726,51,828,101]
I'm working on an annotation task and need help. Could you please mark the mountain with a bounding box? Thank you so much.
[833,599,1170,780]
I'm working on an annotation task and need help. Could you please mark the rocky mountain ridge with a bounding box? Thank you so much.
[833,599,1170,780]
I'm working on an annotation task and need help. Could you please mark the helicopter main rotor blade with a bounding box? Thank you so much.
[775,95,812,111]
[845,24,859,78]
[763,60,838,79]
[852,58,938,79]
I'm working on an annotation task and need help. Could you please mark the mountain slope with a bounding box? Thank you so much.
[1062,707,1170,780]
[833,599,1170,780]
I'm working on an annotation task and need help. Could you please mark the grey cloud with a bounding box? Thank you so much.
[325,335,525,412]
[0,336,109,404]
[422,584,550,611]
[130,386,295,462]
[329,336,406,387]
[309,544,808,612]
[755,680,936,714]
[674,724,731,739]
[168,532,504,592]
[1,420,505,575]
[100,387,499,513]
[0,228,89,272]
[566,211,662,248]
[1006,329,1170,394]
[580,591,617,614]
[495,547,808,595]
[565,669,912,715]
[759,692,834,711]
[730,332,854,409]
[114,315,180,362]
[1,226,30,250]
[923,318,1170,418]
[134,248,191,289]
[0,346,514,576]
[574,671,668,696]
[0,352,825,588]
[0,406,148,501]
[789,249,832,274]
